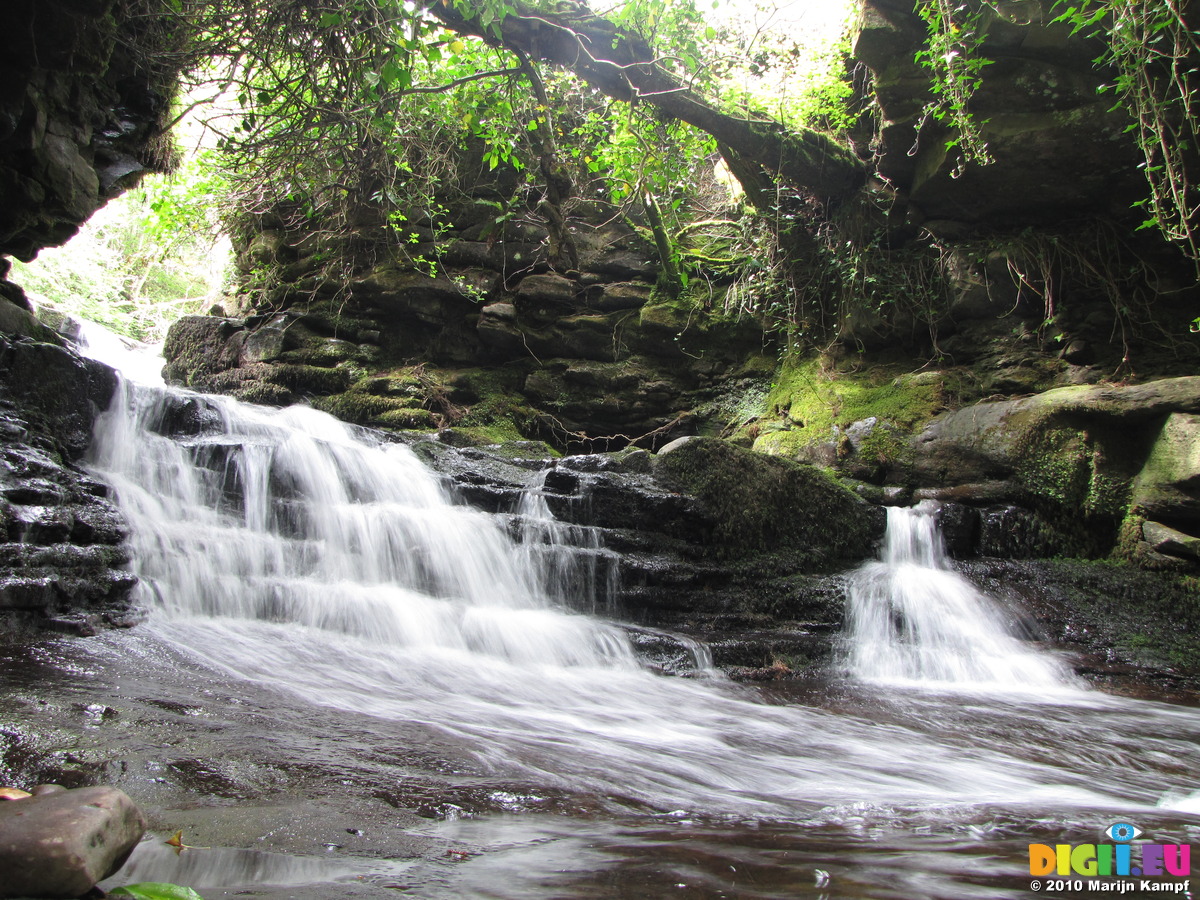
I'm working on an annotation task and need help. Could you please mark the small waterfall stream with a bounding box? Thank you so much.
[88,379,635,667]
[49,324,1200,898]
[846,501,1076,689]
[512,469,621,616]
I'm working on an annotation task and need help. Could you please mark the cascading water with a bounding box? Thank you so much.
[512,469,621,615]
[88,378,635,668]
[845,501,1076,688]
[46,323,1200,898]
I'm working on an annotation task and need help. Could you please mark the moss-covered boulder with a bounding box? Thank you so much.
[1130,413,1200,524]
[653,437,884,562]
[914,377,1200,560]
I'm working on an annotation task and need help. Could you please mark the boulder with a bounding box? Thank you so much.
[1141,520,1200,562]
[1130,413,1200,523]
[0,785,145,898]
[652,436,884,561]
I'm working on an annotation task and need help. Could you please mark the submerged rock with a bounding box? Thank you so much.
[0,785,145,898]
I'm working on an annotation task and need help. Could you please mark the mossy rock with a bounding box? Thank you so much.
[749,356,947,477]
[313,393,431,428]
[653,437,884,562]
[264,364,352,395]
[231,380,294,406]
[373,407,438,430]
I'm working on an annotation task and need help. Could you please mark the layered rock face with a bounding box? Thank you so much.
[0,0,177,268]
[0,0,180,630]
[163,192,774,451]
[0,333,135,633]
[855,0,1147,229]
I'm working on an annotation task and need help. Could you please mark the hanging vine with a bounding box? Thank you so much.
[912,0,995,175]
[1053,0,1200,283]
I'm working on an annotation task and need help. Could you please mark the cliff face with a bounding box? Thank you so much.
[0,0,180,629]
[161,190,775,453]
[0,0,178,271]
[855,0,1148,229]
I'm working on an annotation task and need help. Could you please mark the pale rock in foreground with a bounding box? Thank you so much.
[0,785,145,898]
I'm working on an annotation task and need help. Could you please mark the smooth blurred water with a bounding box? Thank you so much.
[73,332,1200,898]
[845,501,1077,689]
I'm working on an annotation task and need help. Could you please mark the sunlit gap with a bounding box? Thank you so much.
[10,91,232,345]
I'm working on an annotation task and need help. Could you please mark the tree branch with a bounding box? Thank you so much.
[427,0,866,205]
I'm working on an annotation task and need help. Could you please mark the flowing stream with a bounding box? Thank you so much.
[39,327,1200,897]
[845,502,1077,689]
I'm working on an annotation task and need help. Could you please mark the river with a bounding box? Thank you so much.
[4,327,1197,899]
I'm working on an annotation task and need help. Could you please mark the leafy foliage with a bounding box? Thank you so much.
[912,0,994,174]
[110,883,205,900]
[154,0,865,295]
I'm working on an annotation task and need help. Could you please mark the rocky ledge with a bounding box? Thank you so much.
[0,314,136,634]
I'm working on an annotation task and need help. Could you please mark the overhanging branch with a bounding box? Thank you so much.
[428,0,867,205]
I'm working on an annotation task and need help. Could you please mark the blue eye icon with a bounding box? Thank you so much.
[1105,822,1143,842]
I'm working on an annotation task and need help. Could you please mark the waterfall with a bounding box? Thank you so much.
[87,378,637,669]
[512,469,621,615]
[845,501,1076,688]
[63,327,1200,846]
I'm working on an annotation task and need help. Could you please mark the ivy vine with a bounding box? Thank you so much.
[1052,0,1200,282]
[912,0,995,175]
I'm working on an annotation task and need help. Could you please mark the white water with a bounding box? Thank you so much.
[88,380,635,669]
[846,501,1077,689]
[514,469,621,615]
[75,333,1200,836]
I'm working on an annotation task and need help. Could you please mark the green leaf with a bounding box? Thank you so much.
[110,884,206,900]
[317,12,342,28]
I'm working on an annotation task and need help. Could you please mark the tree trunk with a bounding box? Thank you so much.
[429,2,867,206]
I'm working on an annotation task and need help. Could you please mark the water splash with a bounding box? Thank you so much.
[512,469,621,615]
[845,501,1077,689]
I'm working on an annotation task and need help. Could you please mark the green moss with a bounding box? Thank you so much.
[857,427,915,468]
[747,355,946,465]
[1010,418,1140,556]
[654,437,881,562]
[443,422,525,445]
[373,407,438,430]
[454,368,539,441]
[232,381,293,406]
[265,364,352,395]
[312,393,427,427]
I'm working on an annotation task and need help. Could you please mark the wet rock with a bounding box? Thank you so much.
[958,557,1200,683]
[977,504,1063,558]
[0,785,145,898]
[0,344,137,630]
[162,315,247,388]
[0,336,118,459]
[935,503,980,558]
[1130,412,1200,524]
[1141,520,1200,563]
